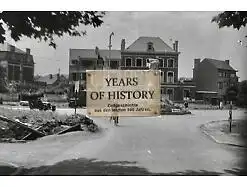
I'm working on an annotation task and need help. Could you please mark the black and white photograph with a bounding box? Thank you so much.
[0,1,247,180]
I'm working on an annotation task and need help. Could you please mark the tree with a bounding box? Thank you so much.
[225,85,239,102]
[236,80,247,107]
[0,65,7,93]
[212,11,247,30]
[0,11,105,48]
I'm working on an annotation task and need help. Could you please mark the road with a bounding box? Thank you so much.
[0,107,247,175]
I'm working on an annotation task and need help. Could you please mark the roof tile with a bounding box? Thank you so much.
[202,58,237,71]
[125,37,176,53]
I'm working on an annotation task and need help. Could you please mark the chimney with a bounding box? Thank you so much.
[57,73,60,80]
[175,40,178,52]
[26,48,30,55]
[9,45,15,52]
[49,74,53,79]
[121,39,125,51]
[225,60,229,65]
[194,58,201,67]
[173,43,176,51]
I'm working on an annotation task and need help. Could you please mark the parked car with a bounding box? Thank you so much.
[29,99,56,111]
[20,93,56,111]
[20,101,29,106]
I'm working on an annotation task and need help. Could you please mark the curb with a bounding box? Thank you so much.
[200,125,247,149]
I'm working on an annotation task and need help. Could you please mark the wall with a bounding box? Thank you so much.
[69,59,97,81]
[217,69,238,97]
[121,52,179,83]
[0,51,34,83]
[194,61,217,92]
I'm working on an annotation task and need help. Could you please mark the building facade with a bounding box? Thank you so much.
[0,43,34,84]
[69,47,121,91]
[69,36,195,101]
[120,37,195,101]
[193,58,238,102]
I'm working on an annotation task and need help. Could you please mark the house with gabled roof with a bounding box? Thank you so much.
[120,36,195,101]
[193,58,239,102]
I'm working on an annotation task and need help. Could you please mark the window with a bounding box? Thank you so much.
[160,71,164,82]
[159,59,164,67]
[71,60,78,65]
[168,59,174,68]
[167,88,174,100]
[218,72,223,77]
[147,42,153,51]
[125,58,132,67]
[80,72,86,80]
[230,73,235,78]
[167,71,174,83]
[136,58,143,67]
[72,73,77,81]
[163,59,167,67]
[110,61,119,69]
[218,82,223,89]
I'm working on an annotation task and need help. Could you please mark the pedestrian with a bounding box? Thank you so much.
[0,97,3,105]
[184,101,188,109]
[220,101,223,110]
[110,104,119,126]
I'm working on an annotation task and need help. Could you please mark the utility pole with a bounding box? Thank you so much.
[108,32,114,69]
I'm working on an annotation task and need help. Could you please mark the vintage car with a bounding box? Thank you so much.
[20,101,29,106]
[20,93,56,111]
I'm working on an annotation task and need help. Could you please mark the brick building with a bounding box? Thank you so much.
[193,58,238,102]
[69,36,195,101]
[0,43,34,84]
[120,37,195,101]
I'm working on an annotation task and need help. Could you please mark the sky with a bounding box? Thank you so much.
[5,11,247,81]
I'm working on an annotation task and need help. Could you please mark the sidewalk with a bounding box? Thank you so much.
[200,119,247,148]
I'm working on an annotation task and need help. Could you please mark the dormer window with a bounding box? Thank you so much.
[147,42,154,51]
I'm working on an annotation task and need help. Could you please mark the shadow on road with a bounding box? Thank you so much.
[1,158,245,176]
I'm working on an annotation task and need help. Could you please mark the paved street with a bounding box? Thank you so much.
[0,107,247,175]
[85,109,247,174]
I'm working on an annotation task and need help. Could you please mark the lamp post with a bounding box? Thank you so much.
[229,101,233,133]
[108,32,114,69]
[74,56,80,115]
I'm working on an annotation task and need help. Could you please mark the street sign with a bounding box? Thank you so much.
[74,81,80,93]
[86,70,161,117]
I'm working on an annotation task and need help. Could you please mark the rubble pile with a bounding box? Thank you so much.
[0,113,98,143]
